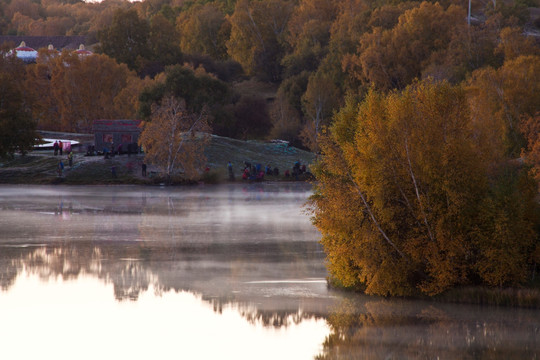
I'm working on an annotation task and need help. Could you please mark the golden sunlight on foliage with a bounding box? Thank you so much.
[26,51,139,132]
[310,80,539,296]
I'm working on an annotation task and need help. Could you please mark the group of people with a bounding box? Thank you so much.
[230,160,307,181]
[239,162,276,181]
[53,140,74,177]
[102,142,140,158]
[53,140,71,156]
[290,160,307,180]
[57,151,74,177]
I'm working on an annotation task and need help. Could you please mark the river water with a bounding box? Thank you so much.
[0,183,538,359]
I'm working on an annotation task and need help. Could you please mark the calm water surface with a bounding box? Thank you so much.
[0,183,538,359]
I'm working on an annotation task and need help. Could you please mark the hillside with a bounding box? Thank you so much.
[0,135,315,185]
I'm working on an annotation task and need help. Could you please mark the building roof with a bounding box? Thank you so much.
[12,41,37,61]
[93,120,142,133]
[74,44,93,56]
[0,35,89,51]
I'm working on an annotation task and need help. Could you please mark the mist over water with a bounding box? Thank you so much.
[0,184,538,359]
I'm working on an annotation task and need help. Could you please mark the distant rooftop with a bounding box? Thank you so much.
[0,35,89,51]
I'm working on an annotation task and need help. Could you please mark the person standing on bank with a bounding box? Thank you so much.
[228,161,234,181]
[58,160,64,177]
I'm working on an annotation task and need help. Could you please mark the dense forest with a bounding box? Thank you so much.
[1,0,540,296]
[0,0,538,146]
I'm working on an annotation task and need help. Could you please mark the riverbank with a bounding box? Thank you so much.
[328,277,540,309]
[0,135,316,185]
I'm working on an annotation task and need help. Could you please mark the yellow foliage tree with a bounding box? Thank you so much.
[226,0,293,81]
[311,79,539,296]
[467,55,540,157]
[300,72,340,151]
[177,3,229,60]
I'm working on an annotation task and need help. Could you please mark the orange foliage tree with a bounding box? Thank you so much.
[467,55,540,157]
[310,79,539,296]
[138,96,211,181]
[26,51,141,132]
[345,2,464,90]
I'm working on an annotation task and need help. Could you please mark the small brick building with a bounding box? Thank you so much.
[93,120,142,153]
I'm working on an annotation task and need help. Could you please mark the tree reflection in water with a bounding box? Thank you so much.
[0,241,329,324]
[317,296,540,359]
[1,184,539,358]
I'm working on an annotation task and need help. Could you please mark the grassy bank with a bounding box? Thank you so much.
[0,135,316,185]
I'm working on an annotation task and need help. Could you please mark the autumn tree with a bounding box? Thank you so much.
[310,80,538,296]
[467,55,540,157]
[148,12,182,66]
[0,46,37,158]
[269,90,302,143]
[177,3,230,60]
[226,0,294,81]
[114,75,158,121]
[281,0,338,77]
[300,72,340,151]
[138,96,211,181]
[97,8,150,71]
[495,26,539,61]
[138,65,231,132]
[27,51,139,132]
[520,112,540,182]
[345,2,464,90]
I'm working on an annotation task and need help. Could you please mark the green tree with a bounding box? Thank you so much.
[97,8,150,71]
[148,12,182,66]
[139,65,231,118]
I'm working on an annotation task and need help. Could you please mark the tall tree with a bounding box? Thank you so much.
[138,64,231,125]
[98,8,150,71]
[345,2,464,90]
[28,51,138,132]
[311,80,538,296]
[0,47,37,158]
[226,0,293,81]
[300,72,340,151]
[177,3,230,60]
[149,12,182,66]
[138,96,211,181]
[520,112,540,182]
[467,55,540,157]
